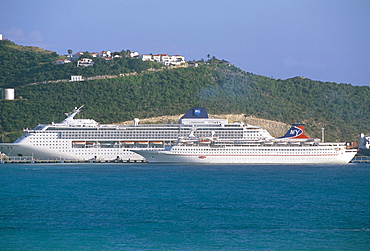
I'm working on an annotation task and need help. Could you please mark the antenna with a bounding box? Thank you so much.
[321,127,325,142]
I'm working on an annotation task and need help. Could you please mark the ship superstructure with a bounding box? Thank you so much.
[0,106,275,161]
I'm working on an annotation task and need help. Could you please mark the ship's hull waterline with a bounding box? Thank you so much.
[0,143,146,161]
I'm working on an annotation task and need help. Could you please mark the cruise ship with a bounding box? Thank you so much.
[358,133,370,156]
[132,125,358,164]
[0,106,275,161]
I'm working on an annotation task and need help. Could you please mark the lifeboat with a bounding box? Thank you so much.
[136,141,149,144]
[122,141,135,145]
[196,139,211,144]
[198,155,207,159]
[72,141,85,144]
[151,141,163,144]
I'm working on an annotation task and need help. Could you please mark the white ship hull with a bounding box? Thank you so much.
[0,143,146,161]
[133,146,357,164]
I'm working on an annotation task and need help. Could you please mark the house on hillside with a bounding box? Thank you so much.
[140,54,153,61]
[169,55,185,66]
[129,51,139,57]
[89,52,99,58]
[55,59,71,65]
[152,54,169,62]
[70,75,84,82]
[67,52,84,60]
[140,53,186,66]
[100,51,111,58]
[77,58,94,67]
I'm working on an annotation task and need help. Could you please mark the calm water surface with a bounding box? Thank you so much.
[0,163,369,250]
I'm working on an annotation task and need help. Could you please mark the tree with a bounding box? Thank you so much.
[126,49,131,57]
[68,49,72,55]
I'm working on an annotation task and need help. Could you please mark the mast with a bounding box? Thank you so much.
[61,105,84,124]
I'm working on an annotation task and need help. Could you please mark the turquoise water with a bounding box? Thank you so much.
[0,163,369,250]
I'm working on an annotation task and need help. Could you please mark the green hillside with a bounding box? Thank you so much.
[1,41,369,143]
[0,40,160,88]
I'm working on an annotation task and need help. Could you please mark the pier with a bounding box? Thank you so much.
[1,156,368,164]
[0,159,147,164]
[351,155,370,163]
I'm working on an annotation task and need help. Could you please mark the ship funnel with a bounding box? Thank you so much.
[278,123,310,139]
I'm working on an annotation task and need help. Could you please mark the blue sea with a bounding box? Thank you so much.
[1,163,369,250]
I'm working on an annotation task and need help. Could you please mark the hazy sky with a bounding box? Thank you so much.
[1,0,369,86]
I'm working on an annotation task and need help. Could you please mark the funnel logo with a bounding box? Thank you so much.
[278,124,310,139]
[193,108,201,116]
[289,127,303,137]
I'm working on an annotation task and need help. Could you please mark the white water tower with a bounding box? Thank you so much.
[2,88,15,100]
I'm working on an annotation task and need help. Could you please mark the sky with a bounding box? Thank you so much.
[1,0,369,86]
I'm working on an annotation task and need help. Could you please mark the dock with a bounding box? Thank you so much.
[351,155,370,163]
[1,156,369,164]
[0,159,147,164]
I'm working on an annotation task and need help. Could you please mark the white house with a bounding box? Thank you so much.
[2,88,15,100]
[89,52,99,58]
[55,59,71,65]
[67,52,84,60]
[100,51,111,58]
[170,55,186,66]
[152,54,167,62]
[141,53,185,66]
[77,58,94,67]
[129,51,139,57]
[140,54,153,61]
[70,75,84,82]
